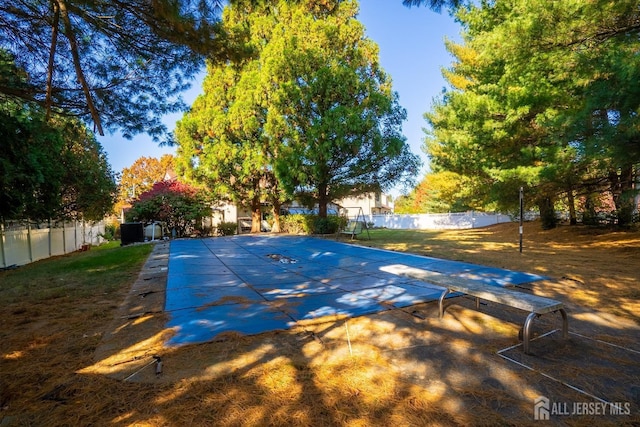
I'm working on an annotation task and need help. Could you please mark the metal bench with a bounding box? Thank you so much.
[381,265,568,354]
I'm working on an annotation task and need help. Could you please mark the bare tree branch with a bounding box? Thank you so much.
[45,0,60,121]
[57,0,104,135]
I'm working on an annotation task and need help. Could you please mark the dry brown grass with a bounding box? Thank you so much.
[361,222,640,323]
[1,223,639,426]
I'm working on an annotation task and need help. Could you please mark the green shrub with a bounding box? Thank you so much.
[314,215,348,234]
[538,197,557,230]
[217,221,237,236]
[313,217,332,234]
[101,223,117,240]
[280,214,347,235]
[540,209,557,230]
[281,214,313,234]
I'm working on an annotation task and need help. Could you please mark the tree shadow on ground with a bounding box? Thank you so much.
[3,235,639,426]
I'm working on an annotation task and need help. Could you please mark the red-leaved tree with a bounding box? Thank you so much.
[126,180,211,237]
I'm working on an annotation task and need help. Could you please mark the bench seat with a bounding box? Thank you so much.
[381,264,568,354]
[340,221,366,239]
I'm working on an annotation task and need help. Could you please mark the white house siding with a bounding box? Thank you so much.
[339,192,393,216]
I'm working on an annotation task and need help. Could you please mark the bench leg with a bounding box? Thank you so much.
[439,290,476,317]
[559,308,568,339]
[522,312,538,354]
[438,289,451,318]
[523,309,569,354]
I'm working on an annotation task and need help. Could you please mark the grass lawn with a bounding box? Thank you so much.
[1,241,153,304]
[1,223,638,426]
[356,224,640,321]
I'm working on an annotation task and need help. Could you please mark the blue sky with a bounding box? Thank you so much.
[98,1,462,196]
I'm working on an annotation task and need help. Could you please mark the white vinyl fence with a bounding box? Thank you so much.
[0,220,105,268]
[365,212,513,230]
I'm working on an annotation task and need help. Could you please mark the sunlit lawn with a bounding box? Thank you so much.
[1,241,153,304]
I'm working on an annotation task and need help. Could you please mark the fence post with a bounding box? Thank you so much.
[0,222,5,268]
[27,221,33,263]
[48,218,52,257]
[519,187,524,253]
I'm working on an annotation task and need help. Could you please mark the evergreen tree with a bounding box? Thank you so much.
[0,0,239,140]
[424,0,640,227]
[177,0,420,226]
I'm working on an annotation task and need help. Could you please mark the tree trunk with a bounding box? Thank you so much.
[270,202,282,233]
[609,166,635,228]
[537,196,557,229]
[45,1,60,121]
[582,192,598,225]
[250,194,261,233]
[265,172,283,233]
[57,0,104,135]
[566,187,577,225]
[318,182,328,218]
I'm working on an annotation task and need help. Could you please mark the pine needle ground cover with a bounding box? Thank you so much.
[1,223,638,426]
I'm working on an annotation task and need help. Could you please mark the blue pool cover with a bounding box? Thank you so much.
[165,235,547,347]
